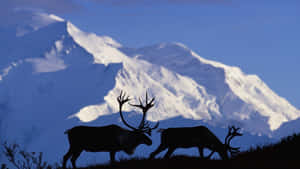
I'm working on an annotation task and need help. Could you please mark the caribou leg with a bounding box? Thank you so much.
[63,148,74,168]
[110,151,116,163]
[163,147,175,159]
[149,144,167,159]
[198,146,215,159]
[198,146,204,158]
[206,150,215,159]
[70,150,82,169]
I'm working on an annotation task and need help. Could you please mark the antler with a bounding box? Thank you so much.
[129,91,159,135]
[224,126,243,157]
[117,91,137,131]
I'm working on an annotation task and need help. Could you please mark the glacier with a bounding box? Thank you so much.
[0,13,299,165]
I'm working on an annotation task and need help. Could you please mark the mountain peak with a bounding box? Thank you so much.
[66,22,125,65]
[15,12,65,36]
[155,42,190,50]
[66,22,122,49]
[47,14,65,22]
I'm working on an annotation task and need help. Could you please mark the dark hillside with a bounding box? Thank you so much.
[234,133,300,160]
[76,133,300,169]
[3,133,300,169]
[76,156,298,169]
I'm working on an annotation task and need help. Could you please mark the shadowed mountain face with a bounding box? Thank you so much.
[0,20,122,163]
[0,13,298,164]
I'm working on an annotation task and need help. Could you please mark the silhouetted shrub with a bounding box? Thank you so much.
[2,142,56,169]
[1,164,8,169]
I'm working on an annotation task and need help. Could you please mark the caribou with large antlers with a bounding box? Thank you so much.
[149,125,242,160]
[63,91,159,168]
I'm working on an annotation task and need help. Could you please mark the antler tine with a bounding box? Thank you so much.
[152,121,159,129]
[227,129,242,147]
[144,96,155,112]
[226,126,242,143]
[144,90,154,107]
[129,92,155,112]
[148,97,155,107]
[142,121,159,130]
[128,97,144,109]
[229,146,241,156]
[231,126,242,137]
[139,92,154,128]
[225,126,232,145]
[121,91,125,101]
[146,91,148,104]
[225,125,243,157]
[230,147,240,151]
[117,90,122,103]
[139,97,144,107]
[124,92,130,103]
[117,91,138,131]
[127,91,159,135]
[117,90,130,104]
[234,127,242,135]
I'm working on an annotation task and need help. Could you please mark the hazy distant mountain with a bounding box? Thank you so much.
[0,13,299,164]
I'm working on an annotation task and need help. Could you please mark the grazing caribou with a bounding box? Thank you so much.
[63,91,159,168]
[149,126,242,160]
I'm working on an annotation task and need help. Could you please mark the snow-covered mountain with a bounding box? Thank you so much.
[68,21,299,135]
[0,13,299,164]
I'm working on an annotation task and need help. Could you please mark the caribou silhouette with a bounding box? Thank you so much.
[149,126,242,160]
[63,91,159,168]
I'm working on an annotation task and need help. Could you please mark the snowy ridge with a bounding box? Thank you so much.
[119,43,300,133]
[67,22,123,65]
[195,52,299,130]
[193,50,299,131]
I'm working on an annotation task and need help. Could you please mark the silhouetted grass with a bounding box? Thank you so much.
[234,133,300,160]
[75,156,299,169]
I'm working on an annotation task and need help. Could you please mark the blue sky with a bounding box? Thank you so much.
[1,0,300,108]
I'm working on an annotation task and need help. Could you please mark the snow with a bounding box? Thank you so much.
[1,12,300,165]
[15,12,65,37]
[67,22,124,65]
[26,40,67,73]
[74,58,222,123]
[120,42,300,132]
